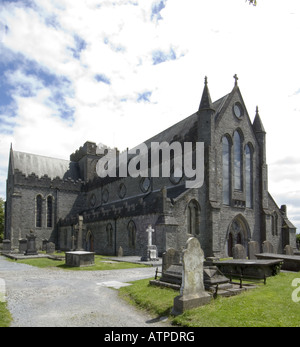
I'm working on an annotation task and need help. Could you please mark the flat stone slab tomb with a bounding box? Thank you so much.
[214,259,283,279]
[255,253,300,272]
[65,251,95,267]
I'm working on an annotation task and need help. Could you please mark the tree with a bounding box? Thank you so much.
[247,0,257,5]
[0,198,4,242]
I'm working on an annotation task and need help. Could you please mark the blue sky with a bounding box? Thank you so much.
[1,0,300,230]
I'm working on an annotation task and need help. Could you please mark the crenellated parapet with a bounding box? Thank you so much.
[70,141,100,162]
[13,169,83,192]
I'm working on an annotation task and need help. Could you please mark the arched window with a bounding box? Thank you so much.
[187,200,200,235]
[86,230,94,252]
[222,136,231,205]
[245,144,253,208]
[271,212,278,236]
[234,131,242,190]
[128,221,136,249]
[271,215,275,236]
[36,195,42,228]
[106,223,113,247]
[47,196,53,228]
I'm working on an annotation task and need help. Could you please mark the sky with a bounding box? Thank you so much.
[0,0,300,231]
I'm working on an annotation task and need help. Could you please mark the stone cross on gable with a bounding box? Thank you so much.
[146,225,155,247]
[233,74,239,86]
[74,215,86,251]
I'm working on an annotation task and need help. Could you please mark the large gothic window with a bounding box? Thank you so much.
[222,136,231,205]
[36,195,42,228]
[245,144,253,208]
[187,200,200,235]
[234,131,242,190]
[47,196,53,228]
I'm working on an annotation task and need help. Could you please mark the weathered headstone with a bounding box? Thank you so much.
[232,244,246,259]
[262,240,274,254]
[172,237,211,315]
[2,240,11,253]
[162,248,181,273]
[46,242,55,254]
[42,239,49,251]
[248,241,259,259]
[25,230,38,256]
[118,246,124,257]
[284,245,294,255]
[19,239,27,254]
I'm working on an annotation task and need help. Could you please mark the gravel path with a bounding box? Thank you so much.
[0,256,170,327]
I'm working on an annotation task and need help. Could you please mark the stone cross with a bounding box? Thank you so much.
[74,216,86,251]
[233,74,239,86]
[146,225,155,247]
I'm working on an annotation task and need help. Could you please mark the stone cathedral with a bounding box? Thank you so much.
[5,76,296,258]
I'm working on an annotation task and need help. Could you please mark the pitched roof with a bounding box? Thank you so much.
[143,95,228,146]
[13,150,80,180]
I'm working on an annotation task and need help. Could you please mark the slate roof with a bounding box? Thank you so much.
[143,94,229,146]
[13,150,80,181]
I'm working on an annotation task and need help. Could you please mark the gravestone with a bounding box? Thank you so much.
[19,239,27,254]
[284,245,294,255]
[25,230,38,256]
[262,241,274,254]
[203,266,232,292]
[141,225,158,261]
[172,237,211,315]
[46,242,55,254]
[42,239,49,251]
[248,241,259,259]
[118,246,124,257]
[162,248,181,273]
[2,240,11,253]
[232,244,246,259]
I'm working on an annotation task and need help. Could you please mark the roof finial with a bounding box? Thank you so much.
[256,105,259,115]
[204,76,208,86]
[198,75,214,111]
[233,74,238,86]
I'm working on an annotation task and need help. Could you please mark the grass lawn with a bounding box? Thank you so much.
[6,254,148,271]
[0,302,12,327]
[119,271,300,327]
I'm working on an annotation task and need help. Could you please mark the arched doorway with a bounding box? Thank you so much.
[226,215,250,257]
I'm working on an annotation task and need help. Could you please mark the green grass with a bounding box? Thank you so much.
[0,302,12,327]
[119,272,300,327]
[7,254,148,271]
